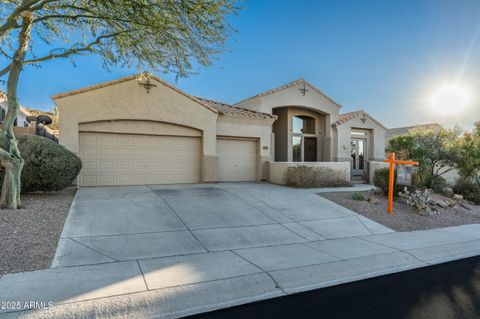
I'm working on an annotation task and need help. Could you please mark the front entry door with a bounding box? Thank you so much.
[351,138,366,176]
[304,137,317,162]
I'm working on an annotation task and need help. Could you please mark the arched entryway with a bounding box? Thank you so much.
[272,106,328,162]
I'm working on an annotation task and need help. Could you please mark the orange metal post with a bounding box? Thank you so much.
[383,152,419,215]
[387,152,395,214]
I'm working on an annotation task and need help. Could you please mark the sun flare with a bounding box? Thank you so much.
[429,84,470,115]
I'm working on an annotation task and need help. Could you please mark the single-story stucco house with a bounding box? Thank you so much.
[53,73,387,186]
[0,90,34,128]
[385,123,442,143]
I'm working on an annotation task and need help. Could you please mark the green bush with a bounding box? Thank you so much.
[430,176,448,194]
[284,165,352,188]
[0,134,82,192]
[352,192,365,201]
[453,179,480,205]
[373,168,399,196]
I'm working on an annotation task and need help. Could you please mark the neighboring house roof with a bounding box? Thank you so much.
[386,123,442,140]
[0,90,33,117]
[51,72,218,114]
[196,97,277,120]
[335,110,387,130]
[234,78,342,108]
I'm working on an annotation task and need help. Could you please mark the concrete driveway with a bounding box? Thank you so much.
[52,182,392,267]
[3,183,480,318]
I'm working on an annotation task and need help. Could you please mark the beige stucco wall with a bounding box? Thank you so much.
[268,161,350,185]
[272,108,289,161]
[216,115,275,180]
[236,82,342,163]
[368,161,389,185]
[78,120,202,137]
[56,77,275,184]
[336,115,386,162]
[236,83,341,122]
[57,78,219,182]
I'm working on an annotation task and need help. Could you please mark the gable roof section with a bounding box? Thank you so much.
[386,123,442,140]
[196,97,277,120]
[51,72,218,114]
[335,110,387,130]
[234,78,342,108]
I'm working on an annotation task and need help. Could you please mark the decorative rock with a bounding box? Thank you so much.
[368,196,380,205]
[443,188,454,198]
[446,199,456,207]
[429,206,439,215]
[430,199,448,208]
[453,194,464,201]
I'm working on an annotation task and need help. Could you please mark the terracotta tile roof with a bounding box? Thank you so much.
[386,123,442,140]
[336,111,363,125]
[196,97,277,120]
[335,110,387,130]
[234,78,342,108]
[51,72,218,114]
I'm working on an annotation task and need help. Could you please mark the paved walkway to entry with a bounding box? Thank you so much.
[1,183,480,319]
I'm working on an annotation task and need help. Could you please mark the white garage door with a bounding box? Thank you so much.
[79,132,201,186]
[217,138,257,182]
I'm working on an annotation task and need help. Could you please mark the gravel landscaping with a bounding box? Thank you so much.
[320,191,480,232]
[0,187,76,275]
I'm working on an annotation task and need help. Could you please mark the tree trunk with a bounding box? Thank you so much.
[0,11,32,209]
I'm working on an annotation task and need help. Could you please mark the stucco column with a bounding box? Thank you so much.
[201,129,218,182]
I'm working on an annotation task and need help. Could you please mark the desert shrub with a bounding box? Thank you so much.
[284,165,352,188]
[430,176,448,194]
[0,134,82,192]
[352,192,365,201]
[455,125,480,188]
[398,187,431,215]
[387,127,461,189]
[453,179,480,205]
[373,168,399,196]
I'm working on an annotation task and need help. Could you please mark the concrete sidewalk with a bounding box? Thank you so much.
[1,183,479,319]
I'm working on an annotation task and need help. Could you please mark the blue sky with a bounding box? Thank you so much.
[4,0,480,129]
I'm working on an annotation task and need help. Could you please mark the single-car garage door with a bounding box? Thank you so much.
[79,132,201,186]
[217,138,257,182]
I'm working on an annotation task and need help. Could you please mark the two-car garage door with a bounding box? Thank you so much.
[78,132,258,186]
[79,132,201,186]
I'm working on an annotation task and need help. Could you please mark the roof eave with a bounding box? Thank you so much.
[336,110,387,130]
[234,78,343,109]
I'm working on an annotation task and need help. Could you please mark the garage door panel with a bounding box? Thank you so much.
[217,138,257,182]
[79,132,201,186]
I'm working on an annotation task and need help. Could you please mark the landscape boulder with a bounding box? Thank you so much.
[443,188,454,198]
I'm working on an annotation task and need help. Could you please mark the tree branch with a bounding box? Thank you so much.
[23,30,134,65]
[0,65,11,78]
[0,0,42,38]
